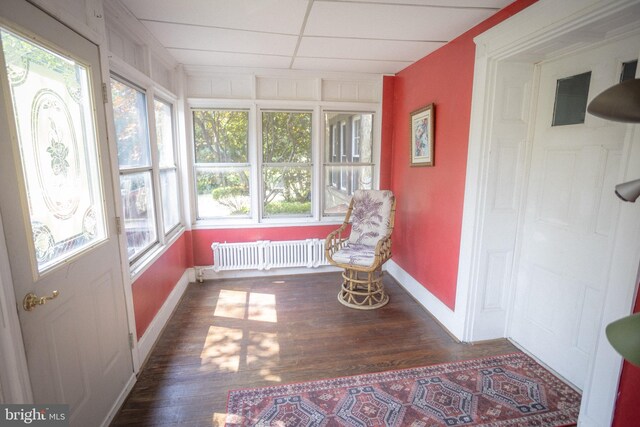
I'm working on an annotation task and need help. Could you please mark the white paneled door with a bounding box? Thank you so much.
[510,34,640,390]
[0,0,133,425]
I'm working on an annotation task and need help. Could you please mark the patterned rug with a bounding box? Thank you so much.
[225,353,580,426]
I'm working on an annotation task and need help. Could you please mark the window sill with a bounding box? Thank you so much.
[129,225,186,282]
[192,218,344,230]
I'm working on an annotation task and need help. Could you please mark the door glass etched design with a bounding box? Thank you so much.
[1,29,107,273]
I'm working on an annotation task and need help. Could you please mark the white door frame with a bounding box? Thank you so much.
[457,0,640,426]
[0,210,32,404]
[0,0,141,409]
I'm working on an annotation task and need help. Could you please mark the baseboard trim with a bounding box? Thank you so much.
[196,265,341,281]
[100,373,136,427]
[136,269,190,365]
[385,260,464,341]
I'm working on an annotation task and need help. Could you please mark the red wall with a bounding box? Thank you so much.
[612,288,640,426]
[131,231,192,338]
[385,0,538,309]
[191,226,340,266]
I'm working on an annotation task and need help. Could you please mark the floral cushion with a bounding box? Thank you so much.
[348,190,394,247]
[331,243,376,267]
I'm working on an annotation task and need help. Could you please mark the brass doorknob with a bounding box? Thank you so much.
[23,290,59,311]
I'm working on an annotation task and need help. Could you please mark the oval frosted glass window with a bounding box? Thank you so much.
[0,28,107,273]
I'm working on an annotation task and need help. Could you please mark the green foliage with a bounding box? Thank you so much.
[264,201,311,216]
[193,110,248,163]
[262,112,311,163]
[111,79,150,166]
[211,185,249,214]
[193,110,313,215]
[1,30,78,84]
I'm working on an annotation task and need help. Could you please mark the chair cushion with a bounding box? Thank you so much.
[331,243,376,267]
[348,190,394,247]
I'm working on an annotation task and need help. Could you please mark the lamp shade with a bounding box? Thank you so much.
[606,312,640,366]
[587,78,640,122]
[615,178,640,202]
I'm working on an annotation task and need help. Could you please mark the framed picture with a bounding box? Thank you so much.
[410,103,434,166]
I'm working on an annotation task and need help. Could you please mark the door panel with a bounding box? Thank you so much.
[510,34,640,389]
[0,0,133,425]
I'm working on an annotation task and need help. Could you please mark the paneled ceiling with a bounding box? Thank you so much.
[120,0,513,74]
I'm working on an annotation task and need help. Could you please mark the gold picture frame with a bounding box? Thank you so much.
[410,103,434,166]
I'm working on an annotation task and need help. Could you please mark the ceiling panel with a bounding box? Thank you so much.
[305,1,497,40]
[118,0,514,74]
[168,49,292,69]
[121,0,308,34]
[326,0,511,8]
[293,57,411,74]
[142,21,298,56]
[298,37,444,62]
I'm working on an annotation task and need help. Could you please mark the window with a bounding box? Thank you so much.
[352,117,361,161]
[1,28,108,273]
[190,107,377,222]
[154,98,180,233]
[324,112,374,215]
[621,60,638,82]
[552,71,591,126]
[192,109,250,218]
[262,111,312,217]
[351,117,361,191]
[330,125,338,187]
[339,122,347,191]
[111,77,158,261]
[111,76,181,265]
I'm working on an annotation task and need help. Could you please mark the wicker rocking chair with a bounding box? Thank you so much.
[325,190,396,310]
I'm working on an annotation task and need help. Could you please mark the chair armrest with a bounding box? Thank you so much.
[325,223,349,264]
[373,234,392,265]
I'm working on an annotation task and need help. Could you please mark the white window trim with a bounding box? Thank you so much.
[352,117,361,161]
[339,121,347,191]
[187,99,381,227]
[109,68,184,273]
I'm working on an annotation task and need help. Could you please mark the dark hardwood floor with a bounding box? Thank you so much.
[111,272,518,426]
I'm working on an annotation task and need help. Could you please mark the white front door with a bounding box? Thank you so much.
[0,1,133,425]
[510,34,640,390]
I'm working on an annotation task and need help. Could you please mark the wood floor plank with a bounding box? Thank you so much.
[111,272,517,426]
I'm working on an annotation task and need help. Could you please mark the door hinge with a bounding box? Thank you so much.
[128,333,135,349]
[115,216,122,235]
[102,82,108,104]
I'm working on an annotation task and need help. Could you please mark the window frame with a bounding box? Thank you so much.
[110,72,183,271]
[192,108,252,220]
[154,96,182,235]
[322,111,376,217]
[187,100,381,226]
[259,109,314,219]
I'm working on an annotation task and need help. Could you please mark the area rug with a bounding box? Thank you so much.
[225,353,580,426]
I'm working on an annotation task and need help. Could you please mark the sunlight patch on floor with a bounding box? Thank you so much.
[204,289,281,380]
[213,289,247,320]
[248,292,277,322]
[200,326,242,371]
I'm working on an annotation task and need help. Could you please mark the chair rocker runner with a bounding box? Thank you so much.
[325,190,396,309]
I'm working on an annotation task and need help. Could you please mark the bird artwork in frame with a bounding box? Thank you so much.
[410,103,434,166]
